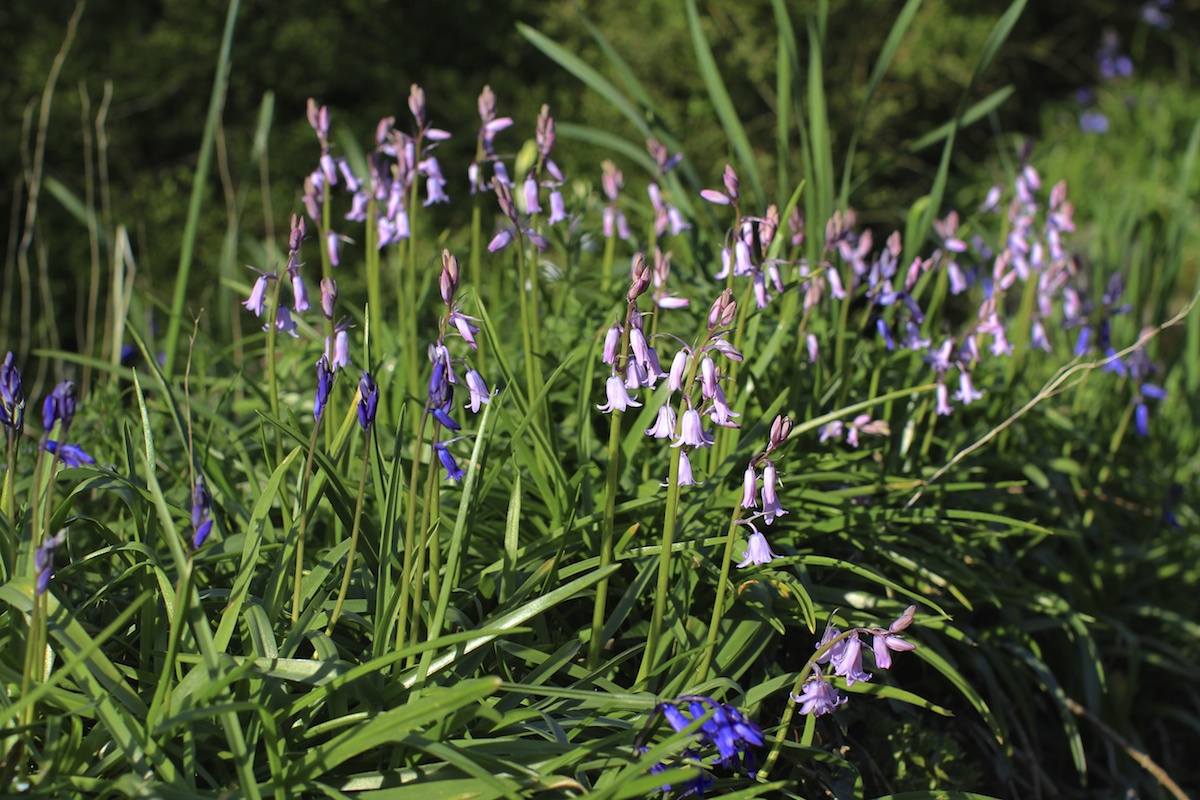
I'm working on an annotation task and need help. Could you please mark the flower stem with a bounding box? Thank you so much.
[395,409,430,656]
[692,504,743,683]
[587,407,623,668]
[291,410,325,624]
[326,425,372,635]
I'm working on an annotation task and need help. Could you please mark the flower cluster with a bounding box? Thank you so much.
[468,85,513,195]
[487,104,568,251]
[41,380,94,467]
[244,213,310,338]
[425,250,490,481]
[342,86,452,249]
[636,695,764,795]
[737,414,793,568]
[792,606,917,717]
[704,165,786,309]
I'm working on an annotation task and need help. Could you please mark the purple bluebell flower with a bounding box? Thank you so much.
[291,271,310,313]
[1080,110,1110,134]
[448,310,481,349]
[327,324,353,371]
[44,440,95,468]
[645,405,677,440]
[740,465,758,509]
[357,371,379,430]
[666,449,701,487]
[269,307,299,338]
[791,673,846,717]
[737,529,779,568]
[1,351,25,431]
[464,369,490,413]
[34,531,66,596]
[760,461,786,523]
[673,408,714,449]
[871,605,918,669]
[1141,0,1172,29]
[434,441,465,482]
[652,696,763,781]
[42,380,77,433]
[601,323,622,365]
[831,632,872,686]
[191,474,214,548]
[597,375,641,413]
[314,355,334,420]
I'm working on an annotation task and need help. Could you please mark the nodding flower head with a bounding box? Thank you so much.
[597,375,641,414]
[357,371,379,430]
[434,441,466,482]
[44,441,95,468]
[42,380,77,434]
[791,672,846,717]
[737,529,780,568]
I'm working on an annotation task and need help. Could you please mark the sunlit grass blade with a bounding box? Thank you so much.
[685,0,764,206]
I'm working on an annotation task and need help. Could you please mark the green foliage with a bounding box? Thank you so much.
[2,1,1199,798]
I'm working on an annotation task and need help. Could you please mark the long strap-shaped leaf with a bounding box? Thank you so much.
[685,0,765,207]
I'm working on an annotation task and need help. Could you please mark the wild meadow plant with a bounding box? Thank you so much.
[2,1,1198,797]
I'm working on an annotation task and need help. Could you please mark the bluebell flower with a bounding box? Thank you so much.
[34,531,66,596]
[358,371,379,430]
[434,442,466,482]
[44,440,95,468]
[314,355,334,420]
[791,672,846,717]
[1080,110,1110,134]
[1,351,25,431]
[42,380,77,433]
[191,474,214,548]
[737,530,779,568]
[650,696,764,785]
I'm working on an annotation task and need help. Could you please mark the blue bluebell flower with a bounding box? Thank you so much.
[44,441,95,468]
[191,474,214,548]
[358,371,379,430]
[34,531,66,596]
[42,380,77,433]
[1,351,25,431]
[314,356,334,420]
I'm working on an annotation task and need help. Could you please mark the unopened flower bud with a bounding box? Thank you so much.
[767,414,793,453]
[289,214,307,253]
[478,85,496,122]
[440,249,459,306]
[722,164,740,202]
[320,278,338,320]
[627,253,651,302]
[408,84,426,128]
[708,289,737,330]
[536,104,555,157]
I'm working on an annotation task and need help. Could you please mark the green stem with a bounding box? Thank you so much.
[636,340,703,688]
[759,626,864,780]
[326,425,372,635]
[395,409,430,656]
[408,438,441,650]
[693,504,744,683]
[291,411,325,624]
[3,433,16,575]
[587,407,623,668]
